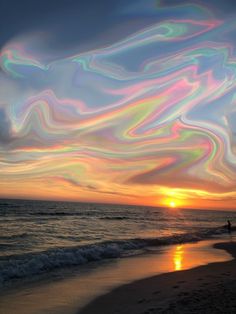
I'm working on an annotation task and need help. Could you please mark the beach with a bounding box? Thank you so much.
[2,0,236,313]
[1,199,236,314]
[0,237,234,314]
[80,241,236,314]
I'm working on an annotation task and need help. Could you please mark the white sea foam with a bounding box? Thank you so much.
[1,199,236,287]
[0,226,230,286]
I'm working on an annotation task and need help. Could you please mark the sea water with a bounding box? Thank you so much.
[0,198,235,287]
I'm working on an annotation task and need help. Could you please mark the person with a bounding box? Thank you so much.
[227,220,231,233]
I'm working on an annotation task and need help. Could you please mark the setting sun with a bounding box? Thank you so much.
[161,197,182,209]
[169,201,176,208]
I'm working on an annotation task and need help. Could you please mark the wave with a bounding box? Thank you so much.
[23,211,101,217]
[99,216,130,220]
[0,226,232,286]
[0,233,29,240]
[28,211,131,218]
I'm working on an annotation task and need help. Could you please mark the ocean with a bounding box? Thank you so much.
[0,199,235,288]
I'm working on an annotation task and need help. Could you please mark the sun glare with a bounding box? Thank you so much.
[169,201,176,208]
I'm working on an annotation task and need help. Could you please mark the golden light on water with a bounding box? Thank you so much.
[173,245,183,271]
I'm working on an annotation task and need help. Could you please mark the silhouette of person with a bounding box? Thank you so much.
[227,220,231,233]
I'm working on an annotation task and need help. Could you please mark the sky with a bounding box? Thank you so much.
[1,0,236,209]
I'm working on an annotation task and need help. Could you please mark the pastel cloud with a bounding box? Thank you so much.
[1,1,236,207]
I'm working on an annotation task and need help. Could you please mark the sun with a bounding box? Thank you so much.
[169,201,176,208]
[162,197,182,209]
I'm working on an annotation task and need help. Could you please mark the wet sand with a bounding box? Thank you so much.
[0,238,233,314]
[80,241,236,314]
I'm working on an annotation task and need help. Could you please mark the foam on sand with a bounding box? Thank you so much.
[0,226,232,286]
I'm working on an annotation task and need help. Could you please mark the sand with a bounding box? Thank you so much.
[79,241,236,314]
[0,239,232,314]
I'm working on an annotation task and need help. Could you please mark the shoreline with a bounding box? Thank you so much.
[80,241,236,314]
[0,237,233,314]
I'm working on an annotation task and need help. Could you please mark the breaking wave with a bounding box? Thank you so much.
[0,225,231,286]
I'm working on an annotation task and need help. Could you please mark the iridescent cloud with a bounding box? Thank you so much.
[1,1,236,207]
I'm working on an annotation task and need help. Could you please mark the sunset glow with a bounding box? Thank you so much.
[2,3,236,314]
[169,201,176,208]
[1,0,236,209]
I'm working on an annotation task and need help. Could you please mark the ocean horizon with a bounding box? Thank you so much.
[1,198,235,289]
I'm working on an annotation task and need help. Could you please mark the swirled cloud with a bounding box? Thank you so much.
[1,0,236,208]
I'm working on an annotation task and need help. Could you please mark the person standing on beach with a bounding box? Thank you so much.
[227,220,231,233]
